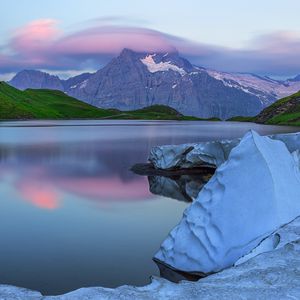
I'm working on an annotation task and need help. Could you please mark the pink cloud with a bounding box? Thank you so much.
[1,18,300,77]
[55,27,176,55]
[11,19,60,52]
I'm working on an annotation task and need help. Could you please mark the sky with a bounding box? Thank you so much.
[1,0,300,80]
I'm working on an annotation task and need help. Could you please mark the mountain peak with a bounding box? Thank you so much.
[116,48,194,73]
[9,69,64,91]
[118,48,139,59]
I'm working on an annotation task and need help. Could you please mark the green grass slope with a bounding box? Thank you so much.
[112,105,201,120]
[254,91,300,126]
[0,82,118,119]
[0,82,201,120]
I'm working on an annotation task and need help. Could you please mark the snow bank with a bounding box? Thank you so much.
[0,285,42,299]
[149,131,300,170]
[154,131,300,274]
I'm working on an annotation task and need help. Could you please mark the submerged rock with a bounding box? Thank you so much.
[149,132,300,170]
[154,131,300,274]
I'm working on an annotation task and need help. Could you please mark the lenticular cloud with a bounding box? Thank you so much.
[1,18,300,76]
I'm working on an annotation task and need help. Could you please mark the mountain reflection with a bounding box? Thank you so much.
[0,141,154,210]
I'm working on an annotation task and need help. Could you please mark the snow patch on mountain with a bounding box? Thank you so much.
[70,79,89,90]
[141,54,186,76]
[207,69,300,103]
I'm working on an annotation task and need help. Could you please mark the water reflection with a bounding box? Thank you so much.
[148,172,214,203]
[0,141,153,210]
[0,120,298,295]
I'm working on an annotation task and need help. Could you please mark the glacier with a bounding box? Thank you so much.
[154,131,300,274]
[149,131,300,169]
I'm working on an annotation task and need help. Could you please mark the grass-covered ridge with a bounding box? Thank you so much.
[227,91,300,126]
[254,91,300,126]
[0,82,118,119]
[0,82,200,120]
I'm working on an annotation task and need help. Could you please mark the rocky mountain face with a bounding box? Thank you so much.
[9,70,64,91]
[66,49,265,119]
[8,49,300,119]
[62,72,93,91]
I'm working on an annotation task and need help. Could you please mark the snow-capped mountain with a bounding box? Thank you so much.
[8,49,300,119]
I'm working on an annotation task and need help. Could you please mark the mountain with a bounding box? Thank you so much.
[0,82,198,120]
[254,91,300,125]
[8,49,300,119]
[66,49,265,120]
[9,70,64,91]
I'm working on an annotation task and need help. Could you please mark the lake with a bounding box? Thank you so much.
[0,120,298,295]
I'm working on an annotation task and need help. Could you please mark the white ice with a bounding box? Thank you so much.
[154,131,300,274]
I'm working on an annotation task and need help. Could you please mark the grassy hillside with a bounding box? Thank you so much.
[0,82,200,121]
[227,91,300,126]
[254,91,300,126]
[0,82,118,119]
[110,105,200,120]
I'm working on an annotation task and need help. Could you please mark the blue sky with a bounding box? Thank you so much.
[1,0,300,79]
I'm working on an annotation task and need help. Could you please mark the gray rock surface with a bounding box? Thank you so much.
[9,70,64,91]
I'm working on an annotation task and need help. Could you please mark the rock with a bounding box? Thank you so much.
[9,70,64,91]
[154,131,300,274]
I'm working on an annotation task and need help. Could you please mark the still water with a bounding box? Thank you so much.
[0,120,298,295]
